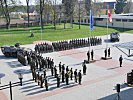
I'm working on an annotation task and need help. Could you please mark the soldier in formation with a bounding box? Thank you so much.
[34,37,102,53]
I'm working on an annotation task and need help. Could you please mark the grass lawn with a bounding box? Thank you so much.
[0,23,133,46]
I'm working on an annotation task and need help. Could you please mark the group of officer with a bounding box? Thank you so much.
[17,49,86,91]
[104,48,111,59]
[87,49,94,62]
[34,37,102,54]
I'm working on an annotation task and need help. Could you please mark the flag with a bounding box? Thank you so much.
[108,8,112,23]
[90,10,94,30]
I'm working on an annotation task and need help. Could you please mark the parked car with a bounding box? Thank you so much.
[110,32,120,42]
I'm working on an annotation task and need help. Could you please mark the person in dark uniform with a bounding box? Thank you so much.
[62,64,65,71]
[104,49,107,59]
[54,66,57,78]
[78,70,82,85]
[119,55,123,67]
[66,66,69,73]
[70,68,73,80]
[59,62,62,72]
[74,69,77,83]
[87,50,90,62]
[65,72,69,85]
[45,77,48,91]
[91,49,94,60]
[108,48,110,57]
[37,72,40,85]
[62,70,65,83]
[40,74,44,88]
[57,74,60,87]
[43,69,46,78]
[83,63,87,75]
[51,66,54,76]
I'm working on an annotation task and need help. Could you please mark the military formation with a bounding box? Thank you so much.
[34,37,102,54]
[16,49,87,91]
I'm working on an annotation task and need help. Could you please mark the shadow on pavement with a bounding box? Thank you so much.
[99,87,133,100]
[6,61,23,68]
[107,66,120,70]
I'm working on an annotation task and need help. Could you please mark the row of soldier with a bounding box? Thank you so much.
[16,47,87,91]
[30,60,87,91]
[35,43,53,54]
[34,37,102,54]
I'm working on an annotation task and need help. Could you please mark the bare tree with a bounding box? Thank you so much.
[26,0,30,27]
[123,0,132,13]
[0,0,16,29]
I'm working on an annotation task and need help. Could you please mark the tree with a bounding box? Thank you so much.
[26,0,30,27]
[63,0,77,18]
[39,0,45,29]
[62,0,77,28]
[123,0,132,13]
[115,0,127,14]
[0,0,16,29]
[85,0,92,15]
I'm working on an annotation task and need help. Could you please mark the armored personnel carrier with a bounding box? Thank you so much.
[1,45,19,57]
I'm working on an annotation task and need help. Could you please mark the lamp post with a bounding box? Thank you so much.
[18,73,23,86]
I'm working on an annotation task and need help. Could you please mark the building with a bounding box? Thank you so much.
[73,13,133,29]
[95,13,133,29]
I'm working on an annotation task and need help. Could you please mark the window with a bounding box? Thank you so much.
[129,19,133,22]
[95,18,103,21]
[84,19,86,23]
[88,19,90,23]
[122,19,127,22]
[116,19,121,22]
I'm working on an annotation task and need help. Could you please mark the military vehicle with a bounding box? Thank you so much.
[110,32,120,42]
[1,45,19,57]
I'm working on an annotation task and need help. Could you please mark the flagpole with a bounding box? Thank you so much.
[106,5,109,49]
[89,25,91,52]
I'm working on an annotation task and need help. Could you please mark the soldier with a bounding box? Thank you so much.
[78,70,82,85]
[45,77,48,91]
[70,68,73,80]
[83,62,87,75]
[108,48,110,57]
[62,64,65,71]
[37,72,40,85]
[104,49,107,59]
[74,69,77,83]
[51,66,54,76]
[87,50,90,62]
[57,74,60,87]
[59,62,62,73]
[91,49,94,60]
[40,74,44,88]
[66,66,69,73]
[119,55,123,67]
[54,66,57,78]
[43,69,46,78]
[62,70,65,83]
[65,72,69,85]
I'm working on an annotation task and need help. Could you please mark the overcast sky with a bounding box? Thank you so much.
[20,0,118,5]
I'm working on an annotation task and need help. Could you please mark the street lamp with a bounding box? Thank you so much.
[18,73,23,86]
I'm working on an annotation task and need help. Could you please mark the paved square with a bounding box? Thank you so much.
[0,33,133,100]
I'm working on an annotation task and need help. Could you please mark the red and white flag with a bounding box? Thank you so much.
[108,8,112,23]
